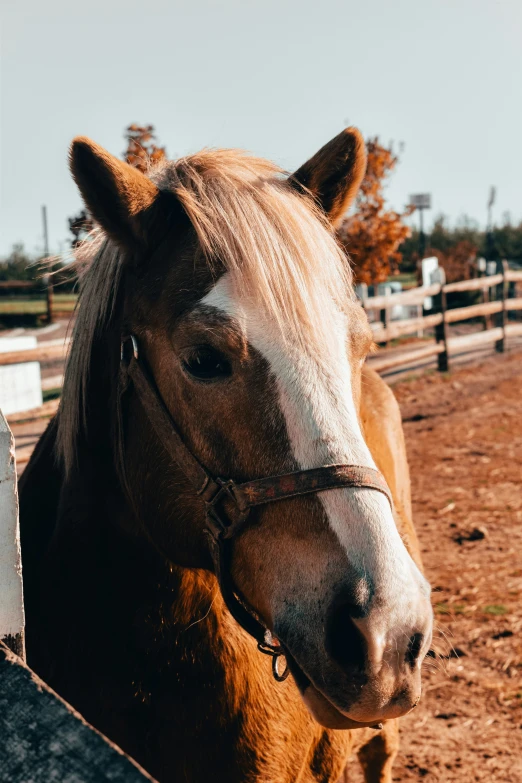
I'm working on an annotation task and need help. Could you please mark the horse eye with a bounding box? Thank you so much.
[182,345,232,381]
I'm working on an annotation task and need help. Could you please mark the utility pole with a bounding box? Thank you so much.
[42,205,50,258]
[42,205,53,323]
[485,186,496,260]
[418,206,425,260]
[409,193,431,262]
[409,193,432,284]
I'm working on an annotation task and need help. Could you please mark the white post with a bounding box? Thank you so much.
[0,408,25,659]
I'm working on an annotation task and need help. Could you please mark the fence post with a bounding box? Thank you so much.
[482,285,492,331]
[44,274,54,324]
[432,267,448,372]
[495,260,508,353]
[0,409,25,660]
[379,303,389,347]
[378,285,392,348]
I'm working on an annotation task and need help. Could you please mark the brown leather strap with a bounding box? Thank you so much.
[125,351,392,513]
[235,465,392,510]
[126,349,219,500]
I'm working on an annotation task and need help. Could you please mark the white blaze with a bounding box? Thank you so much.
[202,275,426,637]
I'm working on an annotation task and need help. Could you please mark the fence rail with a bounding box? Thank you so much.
[365,262,522,374]
[0,279,55,323]
[0,339,69,367]
[1,266,522,410]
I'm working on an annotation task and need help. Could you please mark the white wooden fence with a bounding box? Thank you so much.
[363,265,522,374]
[0,409,25,658]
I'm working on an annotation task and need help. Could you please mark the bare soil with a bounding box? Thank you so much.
[348,349,522,782]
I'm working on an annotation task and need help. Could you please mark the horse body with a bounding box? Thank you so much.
[19,129,431,782]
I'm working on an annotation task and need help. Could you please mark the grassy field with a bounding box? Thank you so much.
[0,293,77,315]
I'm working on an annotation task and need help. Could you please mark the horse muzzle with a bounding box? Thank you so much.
[274,583,433,728]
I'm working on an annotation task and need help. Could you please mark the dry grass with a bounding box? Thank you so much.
[0,294,77,315]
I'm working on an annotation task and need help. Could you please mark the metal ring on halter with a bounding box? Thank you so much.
[257,636,290,682]
[272,653,290,682]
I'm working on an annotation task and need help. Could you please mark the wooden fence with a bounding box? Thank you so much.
[1,266,522,413]
[0,338,69,368]
[0,410,24,658]
[0,279,54,323]
[362,263,522,374]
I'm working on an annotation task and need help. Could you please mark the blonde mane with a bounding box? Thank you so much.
[57,149,354,473]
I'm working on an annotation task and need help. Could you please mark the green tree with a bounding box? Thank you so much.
[399,213,522,273]
[0,244,38,282]
[68,209,94,249]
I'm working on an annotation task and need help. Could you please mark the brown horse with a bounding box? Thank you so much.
[19,128,432,783]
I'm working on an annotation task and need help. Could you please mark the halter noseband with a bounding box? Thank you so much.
[120,335,393,682]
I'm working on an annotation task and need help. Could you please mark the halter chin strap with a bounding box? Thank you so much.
[120,335,393,682]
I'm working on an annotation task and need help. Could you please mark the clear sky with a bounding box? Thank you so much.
[1,0,521,257]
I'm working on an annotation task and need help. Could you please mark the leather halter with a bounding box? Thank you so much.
[120,335,393,682]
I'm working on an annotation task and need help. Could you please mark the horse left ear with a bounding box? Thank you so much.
[69,136,162,249]
[289,127,367,227]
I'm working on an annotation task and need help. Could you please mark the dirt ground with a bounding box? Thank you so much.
[347,350,522,782]
[9,343,522,782]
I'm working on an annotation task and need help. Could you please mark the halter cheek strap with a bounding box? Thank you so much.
[120,335,393,681]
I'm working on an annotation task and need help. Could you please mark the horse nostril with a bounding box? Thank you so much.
[405,633,424,668]
[325,602,367,673]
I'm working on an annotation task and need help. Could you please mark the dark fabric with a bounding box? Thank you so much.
[0,641,156,781]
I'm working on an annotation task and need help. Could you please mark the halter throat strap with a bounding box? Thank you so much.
[120,335,393,676]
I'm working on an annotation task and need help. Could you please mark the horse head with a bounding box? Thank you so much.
[61,129,433,729]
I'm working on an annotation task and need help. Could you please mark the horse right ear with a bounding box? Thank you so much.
[289,127,367,228]
[69,137,162,249]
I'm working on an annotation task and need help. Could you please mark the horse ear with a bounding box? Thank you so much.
[69,136,161,248]
[289,127,367,227]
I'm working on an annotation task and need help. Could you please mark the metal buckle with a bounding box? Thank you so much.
[205,478,248,540]
[121,334,139,365]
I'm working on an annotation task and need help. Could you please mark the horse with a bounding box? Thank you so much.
[19,127,433,783]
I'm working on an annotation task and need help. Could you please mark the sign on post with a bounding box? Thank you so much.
[421,256,439,310]
[409,193,432,209]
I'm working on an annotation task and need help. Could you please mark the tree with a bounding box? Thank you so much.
[424,240,478,284]
[123,123,167,173]
[68,124,167,247]
[0,244,38,282]
[337,138,413,285]
[400,214,482,281]
[68,209,94,249]
[400,212,522,273]
[489,220,522,260]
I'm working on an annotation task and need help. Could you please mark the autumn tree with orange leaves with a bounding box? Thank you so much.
[123,124,167,172]
[424,240,478,284]
[337,138,412,285]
